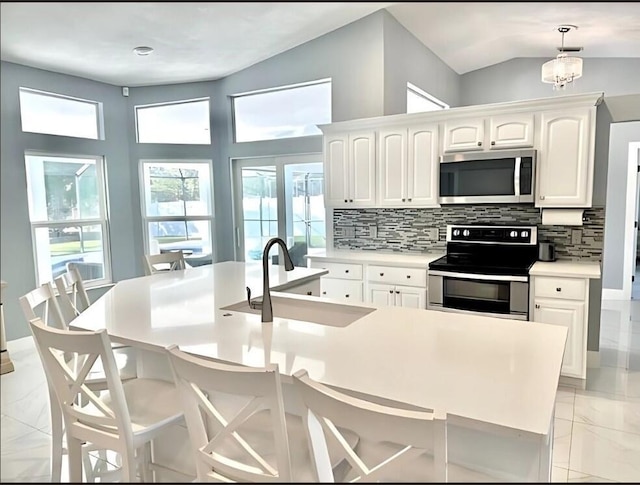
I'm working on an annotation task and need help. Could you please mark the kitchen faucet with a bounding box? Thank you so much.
[246,237,295,322]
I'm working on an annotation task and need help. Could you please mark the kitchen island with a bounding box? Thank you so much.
[70,261,568,482]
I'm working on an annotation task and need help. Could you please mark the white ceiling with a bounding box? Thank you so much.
[1,2,639,87]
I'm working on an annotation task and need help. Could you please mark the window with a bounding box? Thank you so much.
[232,79,331,143]
[141,161,214,262]
[135,98,211,144]
[25,153,111,286]
[233,154,325,267]
[19,88,103,139]
[407,82,449,113]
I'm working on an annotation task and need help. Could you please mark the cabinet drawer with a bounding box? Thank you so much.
[367,265,427,287]
[534,276,586,301]
[309,260,363,280]
[320,278,363,302]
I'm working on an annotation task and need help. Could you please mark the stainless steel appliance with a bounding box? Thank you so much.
[428,224,538,320]
[538,241,556,261]
[439,149,536,204]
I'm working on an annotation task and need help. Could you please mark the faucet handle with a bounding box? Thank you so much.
[246,286,253,307]
[246,286,262,310]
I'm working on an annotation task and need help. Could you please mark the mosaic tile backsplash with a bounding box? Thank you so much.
[333,205,605,261]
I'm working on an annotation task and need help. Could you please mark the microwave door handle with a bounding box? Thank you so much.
[514,156,521,198]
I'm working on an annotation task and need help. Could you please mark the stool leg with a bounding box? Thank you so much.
[49,389,64,482]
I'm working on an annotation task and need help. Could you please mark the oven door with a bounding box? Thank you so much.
[428,271,529,320]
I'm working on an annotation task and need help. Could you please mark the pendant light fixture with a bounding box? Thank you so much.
[541,25,583,90]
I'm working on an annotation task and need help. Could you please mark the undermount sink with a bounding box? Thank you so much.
[221,295,376,327]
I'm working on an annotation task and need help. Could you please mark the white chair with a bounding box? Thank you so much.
[292,368,451,482]
[165,345,359,482]
[29,318,184,482]
[144,251,186,275]
[19,283,136,482]
[54,266,91,323]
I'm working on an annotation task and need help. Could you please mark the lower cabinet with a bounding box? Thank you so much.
[320,278,363,302]
[531,275,589,380]
[368,283,426,309]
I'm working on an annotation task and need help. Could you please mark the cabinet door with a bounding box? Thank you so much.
[443,118,485,152]
[488,113,535,149]
[407,124,439,206]
[378,128,407,206]
[533,299,585,379]
[349,131,376,206]
[396,285,426,309]
[368,283,396,307]
[537,108,593,207]
[324,134,349,207]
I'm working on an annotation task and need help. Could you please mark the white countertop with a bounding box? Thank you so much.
[71,261,567,437]
[530,260,601,279]
[306,249,445,268]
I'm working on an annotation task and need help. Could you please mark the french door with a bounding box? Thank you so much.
[232,154,325,267]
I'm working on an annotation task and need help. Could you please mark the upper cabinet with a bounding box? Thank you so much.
[443,113,535,153]
[378,124,439,207]
[324,131,376,208]
[536,107,595,208]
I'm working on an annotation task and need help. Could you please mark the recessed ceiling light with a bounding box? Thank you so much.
[133,46,154,56]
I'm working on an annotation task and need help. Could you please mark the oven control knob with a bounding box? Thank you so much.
[463,229,470,237]
[521,230,528,238]
[510,230,518,238]
[453,229,460,236]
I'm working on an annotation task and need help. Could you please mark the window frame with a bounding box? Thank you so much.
[406,82,450,113]
[134,97,212,145]
[139,159,216,260]
[18,87,105,140]
[24,151,112,288]
[231,78,332,143]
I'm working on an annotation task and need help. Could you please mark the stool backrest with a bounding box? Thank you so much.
[143,252,186,275]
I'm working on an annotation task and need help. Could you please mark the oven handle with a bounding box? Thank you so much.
[428,270,528,283]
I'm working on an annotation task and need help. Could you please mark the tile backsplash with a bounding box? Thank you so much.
[333,205,604,261]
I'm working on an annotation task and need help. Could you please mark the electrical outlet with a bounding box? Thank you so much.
[571,228,582,245]
[427,227,439,240]
[369,224,378,238]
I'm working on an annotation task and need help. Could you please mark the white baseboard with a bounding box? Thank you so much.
[602,288,626,300]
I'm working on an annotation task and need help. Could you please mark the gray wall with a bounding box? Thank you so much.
[1,61,136,340]
[460,58,640,106]
[602,121,640,290]
[381,10,460,113]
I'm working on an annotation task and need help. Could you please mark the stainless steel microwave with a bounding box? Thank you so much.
[439,149,536,204]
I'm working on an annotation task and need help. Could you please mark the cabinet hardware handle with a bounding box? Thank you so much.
[380,273,384,276]
[345,270,349,273]
[540,195,545,200]
[535,304,540,309]
[349,199,353,202]
[322,291,326,295]
[345,294,349,298]
[408,198,412,202]
[389,290,394,294]
[556,287,562,292]
[477,141,482,146]
[491,141,496,146]
[306,291,312,296]
[402,198,406,202]
[344,199,348,203]
[395,291,400,294]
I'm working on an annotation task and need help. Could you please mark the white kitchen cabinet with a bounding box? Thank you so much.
[443,118,485,152]
[366,264,427,309]
[324,131,376,208]
[443,113,535,153]
[309,259,364,303]
[531,275,588,379]
[536,107,594,208]
[378,124,439,207]
[367,283,426,309]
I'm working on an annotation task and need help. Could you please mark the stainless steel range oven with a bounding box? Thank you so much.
[427,225,537,320]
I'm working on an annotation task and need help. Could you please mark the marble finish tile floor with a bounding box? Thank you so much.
[2,298,639,482]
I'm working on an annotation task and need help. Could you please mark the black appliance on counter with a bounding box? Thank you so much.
[428,224,538,320]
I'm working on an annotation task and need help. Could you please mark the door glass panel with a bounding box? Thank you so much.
[240,167,277,261]
[284,163,326,267]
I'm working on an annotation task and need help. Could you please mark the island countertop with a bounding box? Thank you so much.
[71,262,567,439]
